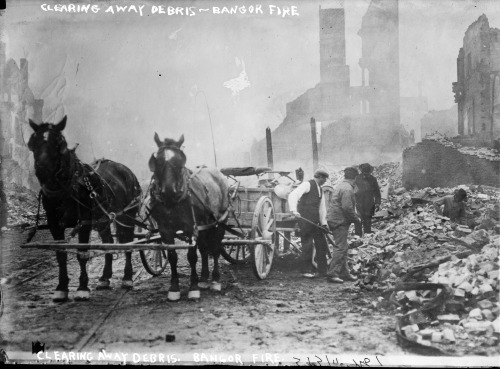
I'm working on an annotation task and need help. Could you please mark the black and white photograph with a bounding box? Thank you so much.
[0,0,499,365]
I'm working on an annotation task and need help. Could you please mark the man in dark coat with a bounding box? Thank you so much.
[326,167,361,283]
[354,163,381,236]
[288,169,329,278]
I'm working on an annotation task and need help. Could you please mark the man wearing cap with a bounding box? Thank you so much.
[326,167,361,283]
[288,169,330,278]
[354,163,381,236]
[434,188,467,225]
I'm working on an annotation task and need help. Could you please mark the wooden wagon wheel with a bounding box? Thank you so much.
[137,204,169,276]
[250,196,276,279]
[220,241,252,264]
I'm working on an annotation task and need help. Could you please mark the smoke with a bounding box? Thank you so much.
[4,0,500,180]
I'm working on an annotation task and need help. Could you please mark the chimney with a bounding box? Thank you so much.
[0,42,5,98]
[20,58,28,85]
[33,99,44,123]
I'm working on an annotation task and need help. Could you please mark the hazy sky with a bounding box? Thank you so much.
[3,0,500,179]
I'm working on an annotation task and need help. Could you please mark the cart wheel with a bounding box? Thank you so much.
[136,203,169,276]
[140,248,169,276]
[250,196,276,279]
[220,244,252,264]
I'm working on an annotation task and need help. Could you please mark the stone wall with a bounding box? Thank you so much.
[403,139,500,189]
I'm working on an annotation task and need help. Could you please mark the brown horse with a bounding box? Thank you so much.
[148,133,229,301]
[28,116,141,302]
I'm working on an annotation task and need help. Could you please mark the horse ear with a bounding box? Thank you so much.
[55,116,67,131]
[177,134,184,148]
[148,154,156,172]
[29,119,39,132]
[154,132,162,147]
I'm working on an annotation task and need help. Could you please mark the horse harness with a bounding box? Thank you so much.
[33,157,140,241]
[150,164,229,239]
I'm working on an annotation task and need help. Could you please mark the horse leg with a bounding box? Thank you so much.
[75,223,91,301]
[167,250,180,301]
[97,226,113,290]
[54,251,69,302]
[210,227,225,292]
[118,223,135,290]
[187,246,200,300]
[51,228,69,302]
[198,242,210,290]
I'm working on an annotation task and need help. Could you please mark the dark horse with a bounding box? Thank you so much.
[148,133,229,301]
[28,116,141,302]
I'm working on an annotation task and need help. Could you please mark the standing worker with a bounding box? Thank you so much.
[354,163,381,236]
[326,167,361,284]
[288,169,330,278]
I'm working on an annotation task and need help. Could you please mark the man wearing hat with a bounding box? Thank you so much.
[354,163,381,236]
[288,169,330,278]
[325,167,361,283]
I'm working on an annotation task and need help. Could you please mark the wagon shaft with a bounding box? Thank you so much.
[221,239,272,246]
[21,241,194,251]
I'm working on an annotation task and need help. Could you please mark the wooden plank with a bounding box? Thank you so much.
[221,239,272,246]
[21,242,193,251]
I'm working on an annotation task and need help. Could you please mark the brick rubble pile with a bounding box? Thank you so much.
[2,183,41,231]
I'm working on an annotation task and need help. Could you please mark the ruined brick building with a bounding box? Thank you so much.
[251,0,409,170]
[0,42,43,190]
[403,14,500,190]
[453,14,500,146]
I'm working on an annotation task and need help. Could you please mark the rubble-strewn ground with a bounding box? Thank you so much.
[2,183,43,231]
[0,162,499,362]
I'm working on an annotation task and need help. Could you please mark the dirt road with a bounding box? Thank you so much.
[0,228,414,365]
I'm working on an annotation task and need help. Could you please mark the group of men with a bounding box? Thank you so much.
[287,164,470,284]
[288,164,381,284]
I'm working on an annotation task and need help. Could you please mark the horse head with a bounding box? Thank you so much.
[148,133,188,205]
[27,116,71,186]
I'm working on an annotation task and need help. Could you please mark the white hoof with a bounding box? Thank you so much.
[168,291,181,301]
[188,290,200,300]
[96,280,111,290]
[52,290,68,302]
[210,282,222,292]
[75,290,90,301]
[121,280,133,289]
[198,282,210,289]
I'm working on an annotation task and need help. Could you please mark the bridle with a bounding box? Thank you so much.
[151,145,190,205]
[29,127,77,198]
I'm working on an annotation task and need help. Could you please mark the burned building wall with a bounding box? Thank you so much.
[357,0,400,125]
[403,139,500,189]
[0,42,42,190]
[420,106,458,140]
[252,6,353,169]
[401,95,429,143]
[250,1,405,170]
[453,15,500,142]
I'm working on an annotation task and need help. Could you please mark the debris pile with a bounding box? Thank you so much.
[348,183,500,292]
[395,238,500,355]
[3,183,41,230]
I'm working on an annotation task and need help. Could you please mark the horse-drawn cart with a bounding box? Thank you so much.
[21,165,334,284]
[217,166,335,280]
